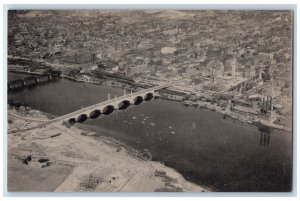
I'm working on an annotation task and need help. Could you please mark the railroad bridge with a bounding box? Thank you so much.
[8,74,57,91]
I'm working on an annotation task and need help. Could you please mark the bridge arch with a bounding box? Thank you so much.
[102,105,114,115]
[89,109,101,119]
[133,96,143,105]
[144,93,154,101]
[68,118,77,125]
[77,114,88,123]
[118,100,130,110]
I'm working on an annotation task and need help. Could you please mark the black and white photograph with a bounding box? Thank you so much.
[5,7,294,193]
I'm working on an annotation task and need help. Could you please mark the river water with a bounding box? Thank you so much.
[8,73,292,192]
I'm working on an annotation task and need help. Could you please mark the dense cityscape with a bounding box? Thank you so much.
[8,10,292,129]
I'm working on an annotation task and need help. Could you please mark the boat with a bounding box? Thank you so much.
[170,131,175,134]
[183,102,189,106]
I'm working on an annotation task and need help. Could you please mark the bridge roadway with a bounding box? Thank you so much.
[11,84,170,132]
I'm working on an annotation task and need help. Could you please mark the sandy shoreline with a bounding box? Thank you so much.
[7,108,211,192]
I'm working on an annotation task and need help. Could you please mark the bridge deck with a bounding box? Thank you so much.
[15,84,170,131]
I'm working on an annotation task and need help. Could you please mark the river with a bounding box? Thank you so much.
[8,72,292,192]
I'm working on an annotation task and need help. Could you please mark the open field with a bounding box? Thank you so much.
[7,109,209,192]
[8,160,73,192]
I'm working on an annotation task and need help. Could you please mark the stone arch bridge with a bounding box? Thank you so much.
[29,84,170,129]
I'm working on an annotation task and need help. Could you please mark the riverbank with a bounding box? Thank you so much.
[182,100,292,133]
[8,69,45,76]
[7,108,210,192]
[9,69,143,93]
[60,74,138,91]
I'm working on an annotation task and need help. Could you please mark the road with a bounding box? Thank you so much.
[9,112,50,122]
